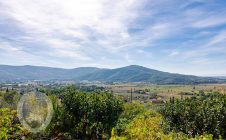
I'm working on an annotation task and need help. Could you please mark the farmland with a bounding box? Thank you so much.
[87,83,226,102]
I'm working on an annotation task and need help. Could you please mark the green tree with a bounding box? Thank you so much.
[160,92,226,139]
[59,86,123,139]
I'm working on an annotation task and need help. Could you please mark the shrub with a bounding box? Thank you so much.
[111,107,213,140]
[114,101,147,135]
[160,92,226,138]
[59,86,123,139]
[0,108,29,139]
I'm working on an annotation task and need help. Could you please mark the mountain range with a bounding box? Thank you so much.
[0,65,225,84]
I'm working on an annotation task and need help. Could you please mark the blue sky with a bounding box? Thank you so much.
[0,0,226,76]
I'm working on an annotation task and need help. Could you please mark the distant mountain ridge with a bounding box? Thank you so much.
[0,64,225,84]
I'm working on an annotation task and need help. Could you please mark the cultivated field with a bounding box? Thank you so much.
[100,83,226,102]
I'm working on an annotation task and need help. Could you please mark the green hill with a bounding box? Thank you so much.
[0,65,225,84]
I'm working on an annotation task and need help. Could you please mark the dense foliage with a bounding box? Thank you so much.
[0,108,29,139]
[0,90,20,109]
[160,92,226,138]
[0,87,225,140]
[111,102,213,140]
[47,86,123,139]
[114,101,147,135]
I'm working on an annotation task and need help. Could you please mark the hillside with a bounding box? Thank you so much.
[78,65,223,84]
[0,65,99,82]
[0,65,224,84]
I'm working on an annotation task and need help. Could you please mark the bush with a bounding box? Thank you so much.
[160,92,226,138]
[45,95,74,139]
[123,110,163,139]
[111,105,213,140]
[0,108,29,139]
[0,90,20,109]
[114,101,147,135]
[58,86,123,139]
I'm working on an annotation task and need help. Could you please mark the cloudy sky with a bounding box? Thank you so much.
[0,0,226,76]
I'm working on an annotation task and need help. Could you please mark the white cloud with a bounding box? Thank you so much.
[169,51,179,57]
[183,7,226,28]
[0,0,150,62]
[0,0,145,39]
[205,31,226,47]
[192,16,226,28]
